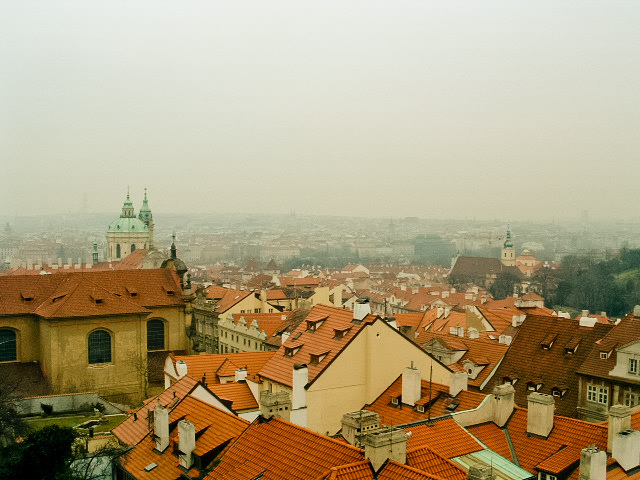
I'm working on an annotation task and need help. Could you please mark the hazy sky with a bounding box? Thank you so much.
[1,1,639,222]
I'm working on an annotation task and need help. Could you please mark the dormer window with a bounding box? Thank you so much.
[600,351,611,359]
[309,351,329,366]
[306,316,328,332]
[391,396,399,406]
[527,381,542,392]
[416,405,425,413]
[20,292,34,303]
[333,327,351,340]
[284,343,303,357]
[540,333,557,350]
[551,386,567,398]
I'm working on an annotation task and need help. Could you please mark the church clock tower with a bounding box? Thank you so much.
[501,224,516,266]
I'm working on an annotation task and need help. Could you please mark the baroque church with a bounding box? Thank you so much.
[107,188,154,261]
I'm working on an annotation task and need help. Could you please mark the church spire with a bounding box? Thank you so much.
[121,188,135,218]
[503,223,513,249]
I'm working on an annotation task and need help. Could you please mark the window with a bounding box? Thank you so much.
[416,405,425,413]
[630,358,639,375]
[624,392,639,407]
[587,385,609,405]
[391,397,399,405]
[116,244,121,259]
[147,319,165,351]
[88,330,112,364]
[600,351,610,359]
[131,244,136,253]
[0,329,17,362]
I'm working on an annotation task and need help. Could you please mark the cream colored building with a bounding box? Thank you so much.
[256,303,451,435]
[107,190,154,262]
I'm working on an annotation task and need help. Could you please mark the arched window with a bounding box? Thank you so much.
[0,329,17,362]
[88,330,112,364]
[147,319,165,351]
[116,244,121,259]
[131,244,136,253]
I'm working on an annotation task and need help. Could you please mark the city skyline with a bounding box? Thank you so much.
[2,1,639,222]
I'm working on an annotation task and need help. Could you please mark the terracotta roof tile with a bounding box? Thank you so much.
[209,382,258,411]
[403,418,484,459]
[536,445,582,474]
[489,315,614,417]
[465,422,513,462]
[258,304,376,387]
[169,351,276,384]
[405,446,467,479]
[206,416,365,480]
[365,376,487,425]
[112,376,198,446]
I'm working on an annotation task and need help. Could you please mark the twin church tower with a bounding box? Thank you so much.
[106,189,154,262]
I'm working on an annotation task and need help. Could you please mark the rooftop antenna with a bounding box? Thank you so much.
[427,364,433,423]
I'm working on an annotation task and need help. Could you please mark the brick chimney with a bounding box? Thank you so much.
[154,405,169,452]
[402,365,421,407]
[579,445,606,480]
[608,404,632,453]
[178,420,196,469]
[363,427,407,472]
[527,393,554,438]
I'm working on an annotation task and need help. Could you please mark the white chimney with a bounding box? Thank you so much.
[154,405,169,452]
[178,420,196,469]
[527,393,555,438]
[402,365,422,407]
[354,298,371,321]
[492,384,515,427]
[449,371,468,397]
[176,360,188,378]
[579,446,606,480]
[512,315,525,327]
[235,368,247,382]
[468,327,479,339]
[292,363,308,410]
[634,305,640,317]
[613,429,640,471]
[608,405,632,453]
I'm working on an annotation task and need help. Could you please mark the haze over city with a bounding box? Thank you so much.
[2,1,639,222]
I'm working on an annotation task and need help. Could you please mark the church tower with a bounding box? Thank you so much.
[138,188,154,251]
[501,224,516,266]
[107,189,150,262]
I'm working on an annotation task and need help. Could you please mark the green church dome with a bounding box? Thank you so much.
[108,216,148,233]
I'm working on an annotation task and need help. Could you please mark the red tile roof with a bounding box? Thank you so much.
[112,376,198,446]
[206,416,365,480]
[205,285,253,313]
[403,418,484,459]
[230,311,296,338]
[489,315,614,417]
[258,304,376,388]
[169,351,276,384]
[0,269,183,318]
[365,376,487,425]
[209,382,258,411]
[405,446,467,479]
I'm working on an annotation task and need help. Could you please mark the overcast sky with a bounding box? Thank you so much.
[1,1,639,222]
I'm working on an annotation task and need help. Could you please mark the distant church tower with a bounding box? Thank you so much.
[138,188,154,251]
[107,189,152,262]
[501,224,516,266]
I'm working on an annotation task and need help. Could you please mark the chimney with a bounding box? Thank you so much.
[437,307,444,317]
[402,365,421,407]
[581,310,590,318]
[259,390,291,421]
[608,404,632,452]
[580,445,607,480]
[527,393,555,438]
[492,384,515,427]
[363,427,407,472]
[450,371,468,397]
[334,285,343,308]
[176,360,188,378]
[442,291,449,299]
[468,327,479,339]
[512,314,525,327]
[634,305,640,318]
[235,367,248,382]
[153,405,169,452]
[58,257,62,267]
[178,420,196,469]
[341,410,381,447]
[281,331,291,345]
[467,465,495,480]
[292,363,308,410]
[613,429,640,471]
[354,298,371,321]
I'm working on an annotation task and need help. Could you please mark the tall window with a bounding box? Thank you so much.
[630,358,639,375]
[116,244,121,259]
[0,329,17,362]
[147,319,165,351]
[131,244,136,253]
[88,330,112,364]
